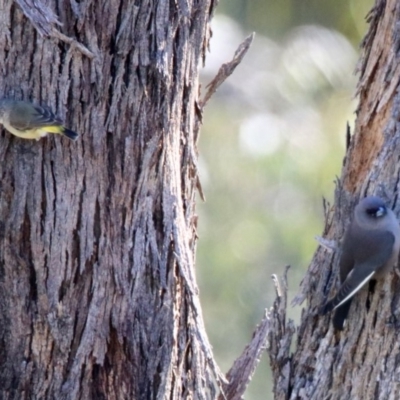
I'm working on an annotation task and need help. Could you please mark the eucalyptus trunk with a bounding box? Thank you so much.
[268,1,400,399]
[0,1,223,398]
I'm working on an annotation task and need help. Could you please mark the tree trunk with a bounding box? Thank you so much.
[268,0,400,399]
[0,1,226,398]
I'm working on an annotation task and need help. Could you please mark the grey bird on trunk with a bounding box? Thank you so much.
[321,196,400,330]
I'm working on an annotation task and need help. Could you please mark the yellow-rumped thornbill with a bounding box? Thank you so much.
[0,99,78,140]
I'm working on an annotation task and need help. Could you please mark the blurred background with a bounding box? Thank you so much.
[197,0,373,398]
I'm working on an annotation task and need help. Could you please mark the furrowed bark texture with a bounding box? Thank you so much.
[267,0,400,399]
[0,1,224,398]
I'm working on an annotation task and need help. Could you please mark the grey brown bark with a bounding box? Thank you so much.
[0,1,229,399]
[267,0,400,399]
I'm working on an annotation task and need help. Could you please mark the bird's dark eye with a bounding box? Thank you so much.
[366,206,386,217]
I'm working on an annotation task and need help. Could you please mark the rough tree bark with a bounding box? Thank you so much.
[267,0,400,399]
[0,1,229,399]
[0,0,268,399]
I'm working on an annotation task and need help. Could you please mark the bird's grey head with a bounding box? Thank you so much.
[356,196,388,221]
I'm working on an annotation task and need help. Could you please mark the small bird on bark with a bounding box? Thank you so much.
[320,196,400,330]
[0,99,78,140]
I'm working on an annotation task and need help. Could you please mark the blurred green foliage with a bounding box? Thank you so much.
[197,0,373,398]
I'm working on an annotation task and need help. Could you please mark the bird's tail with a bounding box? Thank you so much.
[62,127,79,141]
[320,298,352,331]
[319,298,352,331]
[332,301,352,330]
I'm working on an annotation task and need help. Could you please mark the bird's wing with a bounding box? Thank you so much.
[322,230,395,314]
[9,103,61,130]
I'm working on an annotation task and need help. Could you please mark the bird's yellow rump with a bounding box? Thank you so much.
[0,99,78,140]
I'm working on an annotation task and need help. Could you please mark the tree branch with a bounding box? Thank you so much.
[218,310,270,400]
[51,28,96,59]
[201,33,255,108]
[15,0,61,35]
[15,0,95,59]
[218,266,294,400]
[267,266,295,400]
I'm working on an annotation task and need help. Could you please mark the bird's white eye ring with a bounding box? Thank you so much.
[376,206,386,217]
[366,206,386,217]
